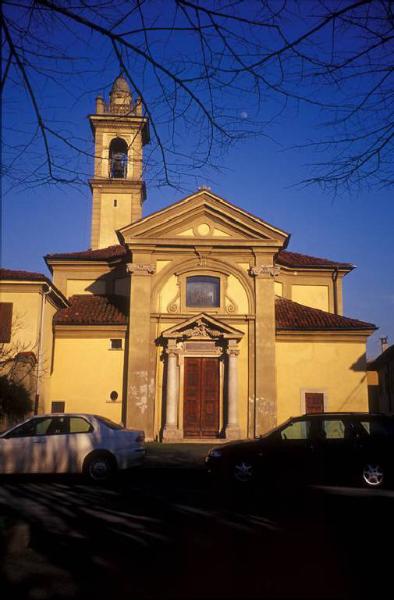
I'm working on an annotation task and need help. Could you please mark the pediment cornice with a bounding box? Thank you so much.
[118,190,289,249]
[161,312,244,340]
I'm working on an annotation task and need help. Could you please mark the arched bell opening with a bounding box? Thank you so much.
[109,138,128,178]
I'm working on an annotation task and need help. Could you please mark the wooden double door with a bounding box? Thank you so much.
[183,357,220,438]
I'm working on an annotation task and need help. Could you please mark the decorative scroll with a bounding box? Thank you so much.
[166,290,180,313]
[249,265,281,278]
[128,263,156,275]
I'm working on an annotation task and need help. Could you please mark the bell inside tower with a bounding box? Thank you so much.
[109,138,128,178]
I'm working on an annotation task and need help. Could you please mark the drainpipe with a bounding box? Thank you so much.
[332,267,339,315]
[34,285,51,414]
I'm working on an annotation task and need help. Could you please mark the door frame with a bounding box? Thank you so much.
[183,356,221,438]
[179,348,225,437]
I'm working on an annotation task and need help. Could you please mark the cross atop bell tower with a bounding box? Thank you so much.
[89,74,150,249]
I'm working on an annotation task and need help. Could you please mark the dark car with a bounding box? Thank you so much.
[205,413,394,490]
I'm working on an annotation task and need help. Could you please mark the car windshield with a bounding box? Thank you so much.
[95,416,124,430]
[0,418,33,437]
[257,418,294,439]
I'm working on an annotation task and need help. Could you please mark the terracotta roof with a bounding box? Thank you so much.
[0,268,53,285]
[45,244,351,271]
[54,295,128,325]
[0,268,68,306]
[45,245,128,262]
[276,250,353,270]
[276,296,376,331]
[54,293,375,332]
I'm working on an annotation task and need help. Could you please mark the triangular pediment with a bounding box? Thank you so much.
[118,190,289,247]
[161,313,244,340]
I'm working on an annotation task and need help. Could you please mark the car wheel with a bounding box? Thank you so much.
[232,460,255,484]
[362,463,384,487]
[84,453,116,483]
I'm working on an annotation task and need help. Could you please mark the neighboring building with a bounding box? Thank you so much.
[1,75,377,440]
[0,269,67,414]
[368,344,394,414]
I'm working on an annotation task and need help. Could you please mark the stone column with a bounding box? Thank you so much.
[125,261,155,437]
[250,263,280,435]
[225,343,241,440]
[163,343,183,441]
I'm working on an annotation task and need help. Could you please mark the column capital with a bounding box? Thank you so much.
[128,262,156,275]
[226,347,240,357]
[165,347,179,358]
[249,265,281,278]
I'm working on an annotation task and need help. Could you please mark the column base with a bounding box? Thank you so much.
[162,426,183,441]
[225,425,241,440]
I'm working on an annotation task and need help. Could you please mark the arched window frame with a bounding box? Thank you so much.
[109,137,128,179]
[180,271,225,313]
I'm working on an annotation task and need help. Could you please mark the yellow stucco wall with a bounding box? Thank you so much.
[0,288,41,349]
[226,275,249,313]
[274,281,283,296]
[49,336,125,422]
[157,274,179,312]
[291,284,329,311]
[98,192,134,248]
[0,285,59,412]
[276,339,369,424]
[66,279,106,297]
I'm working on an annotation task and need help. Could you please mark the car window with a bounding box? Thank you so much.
[7,417,52,438]
[69,417,92,434]
[359,419,393,439]
[95,416,124,430]
[280,420,311,440]
[36,418,55,435]
[45,417,69,435]
[322,419,346,439]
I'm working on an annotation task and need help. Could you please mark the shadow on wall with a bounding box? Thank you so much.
[85,265,130,298]
[350,353,367,373]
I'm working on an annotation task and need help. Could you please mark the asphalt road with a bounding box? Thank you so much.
[0,468,393,600]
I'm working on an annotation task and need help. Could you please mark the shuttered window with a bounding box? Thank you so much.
[0,303,13,343]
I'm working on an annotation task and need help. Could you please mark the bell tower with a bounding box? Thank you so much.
[89,75,150,249]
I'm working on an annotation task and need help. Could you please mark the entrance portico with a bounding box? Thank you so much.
[160,314,243,441]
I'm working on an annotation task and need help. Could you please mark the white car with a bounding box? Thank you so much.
[0,414,145,481]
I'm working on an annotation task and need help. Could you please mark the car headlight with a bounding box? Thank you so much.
[208,448,223,458]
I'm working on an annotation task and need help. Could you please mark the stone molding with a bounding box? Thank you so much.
[128,263,156,275]
[249,265,281,278]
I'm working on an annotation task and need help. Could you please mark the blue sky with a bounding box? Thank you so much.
[2,1,394,358]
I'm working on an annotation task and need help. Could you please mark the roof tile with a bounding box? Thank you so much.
[54,293,375,331]
[46,245,128,262]
[276,250,353,270]
[276,296,375,331]
[0,268,52,284]
[54,295,128,325]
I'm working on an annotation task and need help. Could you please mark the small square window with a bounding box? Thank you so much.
[51,401,65,413]
[110,338,123,350]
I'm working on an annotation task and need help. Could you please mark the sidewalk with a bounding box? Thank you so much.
[144,442,220,469]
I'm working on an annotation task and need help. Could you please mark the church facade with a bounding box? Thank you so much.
[0,76,376,440]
